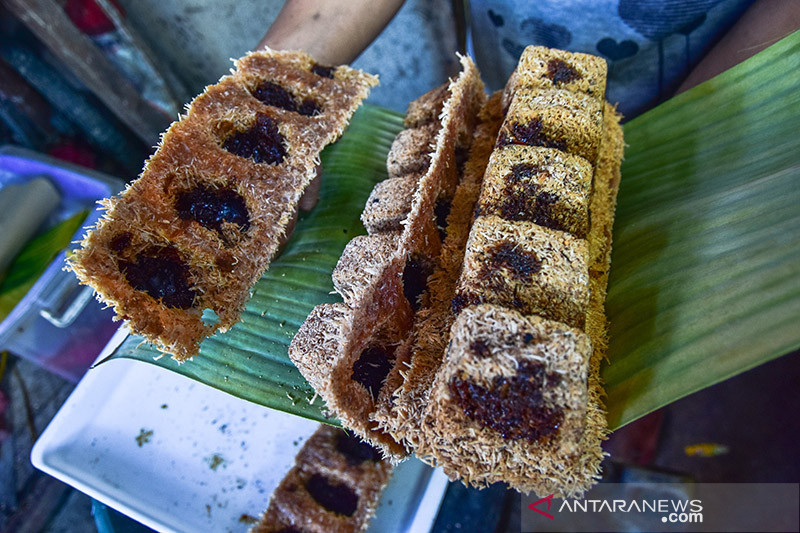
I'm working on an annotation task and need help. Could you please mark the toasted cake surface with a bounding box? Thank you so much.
[252,424,392,533]
[68,48,377,360]
[454,215,590,328]
[360,175,421,234]
[476,144,593,237]
[422,305,592,493]
[503,45,608,108]
[498,87,603,164]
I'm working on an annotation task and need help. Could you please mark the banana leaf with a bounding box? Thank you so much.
[106,31,800,431]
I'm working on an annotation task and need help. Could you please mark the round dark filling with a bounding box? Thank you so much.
[497,119,567,152]
[175,184,250,237]
[311,63,335,79]
[451,291,479,315]
[109,231,132,253]
[118,246,196,309]
[469,339,492,358]
[351,345,394,400]
[335,432,382,465]
[251,81,321,116]
[222,113,287,164]
[545,58,582,86]
[434,197,452,241]
[498,163,565,232]
[305,473,358,516]
[481,241,542,281]
[402,254,434,312]
[449,360,564,442]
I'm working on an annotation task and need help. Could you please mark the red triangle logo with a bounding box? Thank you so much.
[528,494,555,520]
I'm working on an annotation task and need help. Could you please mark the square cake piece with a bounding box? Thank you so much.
[453,215,589,328]
[497,87,603,164]
[503,45,607,107]
[423,304,592,493]
[476,144,593,238]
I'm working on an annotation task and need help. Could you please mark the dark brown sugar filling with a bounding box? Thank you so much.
[109,231,132,253]
[449,360,564,442]
[451,292,479,315]
[402,254,434,312]
[497,119,567,153]
[175,184,250,238]
[469,338,492,358]
[305,473,359,516]
[352,345,395,400]
[482,241,542,281]
[493,163,567,232]
[311,63,336,79]
[454,143,470,176]
[455,242,543,314]
[250,80,321,116]
[434,196,453,241]
[222,113,287,164]
[546,58,582,86]
[118,246,196,309]
[335,432,383,465]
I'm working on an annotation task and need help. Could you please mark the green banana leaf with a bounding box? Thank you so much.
[0,210,88,322]
[107,31,800,431]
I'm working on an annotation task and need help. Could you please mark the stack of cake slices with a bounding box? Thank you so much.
[291,46,624,497]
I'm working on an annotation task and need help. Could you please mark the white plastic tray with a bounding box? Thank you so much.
[32,328,449,532]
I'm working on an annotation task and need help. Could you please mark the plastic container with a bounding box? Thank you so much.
[0,145,125,381]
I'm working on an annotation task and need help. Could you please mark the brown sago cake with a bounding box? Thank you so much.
[290,45,624,498]
[289,55,486,458]
[67,47,377,361]
[251,424,392,533]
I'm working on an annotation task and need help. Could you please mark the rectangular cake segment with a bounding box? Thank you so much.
[289,297,410,457]
[421,305,592,493]
[259,457,376,532]
[476,144,593,237]
[454,215,590,328]
[68,48,377,360]
[332,232,402,302]
[503,45,608,108]
[498,86,604,164]
[295,425,392,486]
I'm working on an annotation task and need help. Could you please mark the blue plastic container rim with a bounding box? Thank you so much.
[0,145,125,341]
